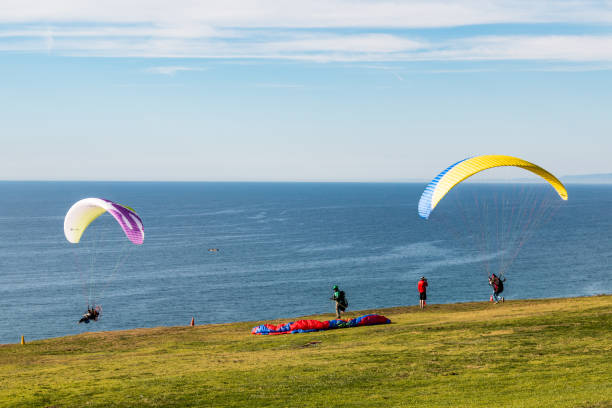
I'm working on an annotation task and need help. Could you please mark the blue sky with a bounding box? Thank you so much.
[1,1,612,181]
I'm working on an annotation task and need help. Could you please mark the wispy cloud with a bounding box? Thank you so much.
[2,1,612,27]
[3,29,612,64]
[425,35,612,62]
[1,1,612,66]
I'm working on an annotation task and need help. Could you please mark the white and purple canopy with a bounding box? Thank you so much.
[64,198,144,245]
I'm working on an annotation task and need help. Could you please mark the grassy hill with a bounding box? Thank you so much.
[1,295,611,407]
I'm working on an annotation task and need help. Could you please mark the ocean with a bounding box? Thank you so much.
[0,181,611,344]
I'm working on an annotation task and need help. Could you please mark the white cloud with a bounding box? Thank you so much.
[425,35,612,62]
[4,30,612,64]
[1,1,612,65]
[1,0,612,27]
[3,26,612,64]
[0,25,231,39]
[263,34,424,54]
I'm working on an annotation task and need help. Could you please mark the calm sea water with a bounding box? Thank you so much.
[0,181,610,344]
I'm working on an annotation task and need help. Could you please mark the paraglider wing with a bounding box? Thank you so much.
[418,155,568,219]
[251,314,391,335]
[64,198,144,244]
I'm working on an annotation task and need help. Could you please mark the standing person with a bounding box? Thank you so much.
[489,274,505,303]
[331,285,348,319]
[418,276,428,309]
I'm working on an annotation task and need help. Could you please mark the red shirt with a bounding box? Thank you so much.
[418,279,428,293]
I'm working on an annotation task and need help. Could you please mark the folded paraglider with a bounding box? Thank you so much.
[251,314,390,335]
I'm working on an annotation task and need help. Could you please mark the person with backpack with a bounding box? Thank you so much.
[489,273,505,303]
[418,276,428,309]
[331,285,348,319]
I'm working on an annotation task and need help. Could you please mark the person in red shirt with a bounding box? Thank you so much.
[418,276,428,309]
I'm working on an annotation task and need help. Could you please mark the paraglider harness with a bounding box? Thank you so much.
[490,275,505,295]
[78,305,101,324]
[332,291,348,311]
[496,278,504,294]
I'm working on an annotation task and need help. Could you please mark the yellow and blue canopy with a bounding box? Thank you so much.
[418,155,568,219]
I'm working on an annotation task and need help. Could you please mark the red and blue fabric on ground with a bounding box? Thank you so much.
[251,314,391,335]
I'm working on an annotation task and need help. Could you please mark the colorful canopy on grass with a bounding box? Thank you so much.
[251,314,391,335]
[64,198,144,245]
[418,155,568,219]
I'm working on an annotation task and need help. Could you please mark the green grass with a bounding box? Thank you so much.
[1,296,611,407]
